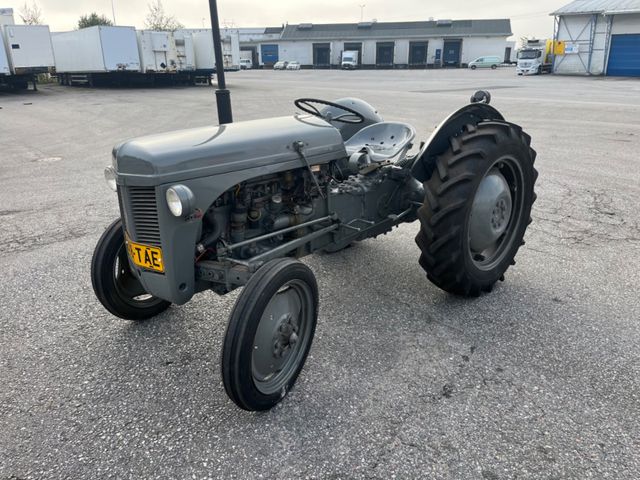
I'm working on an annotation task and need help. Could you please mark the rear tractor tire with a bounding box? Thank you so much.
[415,120,538,296]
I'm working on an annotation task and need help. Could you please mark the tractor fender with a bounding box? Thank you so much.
[410,103,505,183]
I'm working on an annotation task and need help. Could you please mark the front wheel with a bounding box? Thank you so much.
[415,120,538,296]
[222,258,319,411]
[91,219,171,320]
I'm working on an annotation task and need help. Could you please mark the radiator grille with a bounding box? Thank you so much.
[124,186,162,246]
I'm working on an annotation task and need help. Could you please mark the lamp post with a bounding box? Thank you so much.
[208,0,233,124]
[111,0,117,24]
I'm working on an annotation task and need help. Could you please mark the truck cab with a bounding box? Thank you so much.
[341,51,358,69]
[516,39,553,75]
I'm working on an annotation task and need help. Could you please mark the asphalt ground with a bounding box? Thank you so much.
[1,68,639,479]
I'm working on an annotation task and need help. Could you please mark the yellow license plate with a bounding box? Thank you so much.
[125,234,164,273]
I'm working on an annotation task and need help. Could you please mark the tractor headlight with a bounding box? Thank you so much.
[104,166,117,192]
[166,185,196,217]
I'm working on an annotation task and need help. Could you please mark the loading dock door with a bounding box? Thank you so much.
[343,42,362,65]
[443,40,462,67]
[504,47,512,63]
[607,34,640,77]
[313,43,331,68]
[409,41,428,67]
[376,42,394,67]
[261,44,279,66]
[241,46,259,68]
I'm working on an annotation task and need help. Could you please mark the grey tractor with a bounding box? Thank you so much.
[92,94,538,411]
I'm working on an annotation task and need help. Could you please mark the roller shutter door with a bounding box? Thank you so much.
[607,34,640,77]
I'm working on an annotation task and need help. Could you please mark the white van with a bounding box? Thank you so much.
[240,58,252,69]
[468,56,502,70]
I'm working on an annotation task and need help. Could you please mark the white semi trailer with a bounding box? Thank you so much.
[0,27,9,76]
[172,31,196,72]
[0,18,55,90]
[137,30,179,73]
[129,30,196,85]
[176,28,241,73]
[51,26,141,86]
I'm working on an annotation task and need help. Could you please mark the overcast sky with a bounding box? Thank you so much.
[3,0,565,39]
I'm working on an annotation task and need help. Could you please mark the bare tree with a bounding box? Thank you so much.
[19,1,43,25]
[144,0,183,31]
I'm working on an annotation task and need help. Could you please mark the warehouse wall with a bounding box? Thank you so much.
[611,13,640,34]
[277,41,312,64]
[258,36,509,68]
[554,14,609,75]
[461,37,509,65]
[394,40,410,65]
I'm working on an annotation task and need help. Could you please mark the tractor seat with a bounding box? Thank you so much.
[344,121,416,162]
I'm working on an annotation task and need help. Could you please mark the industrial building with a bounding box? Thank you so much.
[239,19,513,69]
[552,0,640,76]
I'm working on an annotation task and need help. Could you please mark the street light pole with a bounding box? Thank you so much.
[111,0,117,25]
[208,0,233,124]
[359,4,366,22]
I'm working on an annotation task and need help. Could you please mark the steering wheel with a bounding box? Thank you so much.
[294,98,365,124]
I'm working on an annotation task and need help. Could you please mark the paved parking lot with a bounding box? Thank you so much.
[1,68,639,479]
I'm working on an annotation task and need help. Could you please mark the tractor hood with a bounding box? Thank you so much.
[113,114,346,186]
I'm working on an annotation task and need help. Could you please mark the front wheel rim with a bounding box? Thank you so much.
[113,245,163,307]
[467,157,525,271]
[251,280,314,396]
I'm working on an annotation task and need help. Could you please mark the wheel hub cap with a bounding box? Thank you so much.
[469,168,513,253]
[251,283,311,393]
[273,315,299,358]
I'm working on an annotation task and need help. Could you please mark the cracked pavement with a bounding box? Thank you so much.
[1,69,639,479]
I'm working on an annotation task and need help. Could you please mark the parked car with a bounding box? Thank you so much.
[239,58,252,70]
[273,61,288,70]
[468,56,502,70]
[286,61,301,70]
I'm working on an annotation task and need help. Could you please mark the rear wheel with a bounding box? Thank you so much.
[415,120,537,296]
[91,219,171,320]
[222,258,318,411]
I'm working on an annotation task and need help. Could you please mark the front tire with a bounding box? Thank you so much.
[415,120,538,296]
[222,258,318,411]
[91,219,171,320]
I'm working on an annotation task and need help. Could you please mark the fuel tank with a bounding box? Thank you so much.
[113,114,346,186]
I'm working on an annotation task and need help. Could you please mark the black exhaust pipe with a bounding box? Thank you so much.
[208,0,233,124]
